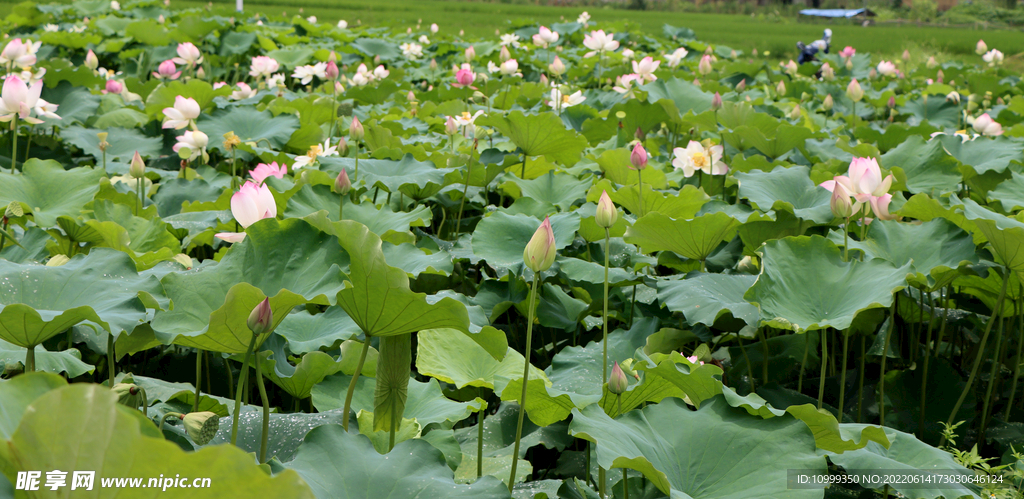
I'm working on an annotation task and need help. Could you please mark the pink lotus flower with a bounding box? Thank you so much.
[152,59,181,80]
[0,39,39,68]
[632,56,660,83]
[0,74,59,124]
[973,113,1003,136]
[215,181,278,242]
[532,26,559,48]
[876,60,896,77]
[454,68,475,87]
[250,162,287,184]
[161,95,200,129]
[820,157,894,220]
[549,56,566,75]
[172,42,203,67]
[685,355,705,365]
[230,82,256,100]
[870,194,896,221]
[249,56,279,78]
[583,30,618,56]
[839,46,855,58]
[104,79,123,94]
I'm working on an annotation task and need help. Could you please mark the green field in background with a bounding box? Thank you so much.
[3,0,1022,60]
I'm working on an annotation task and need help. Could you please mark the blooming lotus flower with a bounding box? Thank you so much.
[454,68,475,87]
[820,157,892,205]
[983,49,1004,65]
[249,56,279,78]
[523,216,556,272]
[215,181,277,242]
[0,39,40,68]
[596,190,617,228]
[350,71,370,86]
[577,11,591,25]
[293,138,339,169]
[533,26,559,48]
[686,355,705,365]
[672,141,727,177]
[632,56,660,83]
[400,42,423,59]
[110,1,120,10]
[612,74,641,98]
[973,113,1003,136]
[697,54,712,75]
[43,24,59,32]
[664,47,688,68]
[876,60,896,77]
[621,48,635,60]
[548,88,585,113]
[172,42,203,67]
[500,59,520,76]
[549,56,566,75]
[783,59,798,75]
[172,130,208,162]
[418,35,430,44]
[976,39,987,55]
[162,96,200,129]
[846,79,863,102]
[821,63,835,81]
[870,193,895,221]
[230,82,256,100]
[292,62,327,85]
[500,33,521,48]
[839,46,855,58]
[453,110,485,137]
[486,61,500,74]
[250,162,287,184]
[583,30,618,54]
[430,23,439,33]
[306,15,317,23]
[152,59,181,80]
[266,73,286,88]
[0,75,58,124]
[337,19,348,29]
[372,65,389,80]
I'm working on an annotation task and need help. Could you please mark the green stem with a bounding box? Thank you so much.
[838,330,850,420]
[818,329,828,410]
[24,345,34,373]
[158,412,182,434]
[194,349,203,412]
[603,228,611,384]
[799,333,809,393]
[24,128,31,162]
[858,332,866,423]
[879,303,896,426]
[0,218,8,253]
[107,333,116,387]
[231,334,259,446]
[940,272,1008,446]
[339,195,344,221]
[342,337,372,432]
[843,217,849,262]
[477,389,485,479]
[637,168,644,218]
[757,328,769,385]
[737,332,756,393]
[140,388,148,417]
[623,467,628,499]
[520,155,527,179]
[1006,296,1024,421]
[599,468,606,499]
[455,142,476,240]
[231,148,238,191]
[508,272,540,492]
[10,115,17,174]
[136,177,143,216]
[354,143,360,182]
[919,291,936,438]
[254,347,269,464]
[979,310,1007,444]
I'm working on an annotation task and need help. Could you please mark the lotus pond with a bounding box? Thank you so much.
[2,2,1024,498]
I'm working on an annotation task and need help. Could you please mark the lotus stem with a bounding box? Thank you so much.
[508,271,540,491]
[477,388,485,479]
[838,329,850,420]
[879,303,896,425]
[599,468,606,498]
[0,217,8,252]
[858,332,866,423]
[637,168,644,218]
[622,466,628,499]
[757,328,769,385]
[107,333,116,387]
[919,291,936,438]
[1006,296,1024,421]
[194,349,203,412]
[941,271,1008,447]
[136,177,143,216]
[339,194,344,221]
[935,286,950,362]
[231,147,238,191]
[603,228,611,384]
[140,388,148,417]
[159,412,182,433]
[254,348,269,463]
[818,329,828,410]
[231,333,259,446]
[843,217,849,262]
[799,333,809,393]
[737,332,755,393]
[520,155,527,179]
[24,346,34,373]
[455,140,477,241]
[979,311,1007,444]
[10,115,17,174]
[342,337,372,432]
[354,143,360,182]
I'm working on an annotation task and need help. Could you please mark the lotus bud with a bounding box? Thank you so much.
[523,216,556,272]
[846,79,863,102]
[46,254,70,267]
[182,412,220,445]
[936,69,944,84]
[112,383,143,408]
[328,51,338,63]
[926,56,937,68]
[445,116,458,135]
[499,45,511,62]
[822,94,834,111]
[630,142,647,170]
[711,92,722,111]
[902,50,910,62]
[697,54,712,75]
[196,66,206,79]
[788,105,801,120]
[868,68,877,79]
[430,58,438,72]
[129,151,146,179]
[976,39,987,55]
[97,132,109,152]
[247,297,273,336]
[830,180,854,218]
[735,78,746,91]
[752,48,758,57]
[845,58,853,70]
[85,50,99,70]
[465,45,476,62]
[105,79,123,94]
[349,116,364,140]
[326,60,339,80]
[549,56,565,76]
[539,74,549,86]
[736,255,758,274]
[775,80,786,97]
[821,63,834,81]
[608,362,628,395]
[595,190,617,228]
[334,168,351,195]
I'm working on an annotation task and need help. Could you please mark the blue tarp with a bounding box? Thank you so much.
[799,8,875,17]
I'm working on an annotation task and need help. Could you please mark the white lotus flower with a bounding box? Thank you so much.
[230,82,257,100]
[161,95,200,130]
[532,26,559,48]
[172,42,203,67]
[293,138,339,169]
[983,49,1004,65]
[583,30,618,54]
[249,56,279,78]
[292,62,327,85]
[401,42,423,59]
[173,130,208,161]
[672,140,728,177]
[500,33,521,48]
[453,110,485,137]
[43,24,59,32]
[664,47,688,68]
[548,88,585,113]
[337,20,348,29]
[632,56,660,83]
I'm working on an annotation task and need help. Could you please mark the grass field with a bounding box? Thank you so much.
[4,0,1023,60]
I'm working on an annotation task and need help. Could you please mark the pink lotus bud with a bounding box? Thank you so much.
[698,54,712,75]
[822,94,834,111]
[902,50,910,62]
[736,79,746,91]
[830,178,854,218]
[153,59,181,80]
[775,80,786,96]
[549,56,565,76]
[105,79,123,94]
[608,362,628,395]
[465,45,476,62]
[595,190,617,228]
[523,216,556,272]
[326,60,339,80]
[711,92,722,111]
[350,116,364,140]
[887,96,896,109]
[129,151,146,179]
[927,56,937,68]
[630,142,647,170]
[430,58,438,71]
[85,50,99,70]
[976,39,987,55]
[539,74,549,86]
[455,68,475,87]
[334,168,351,195]
[499,45,510,62]
[846,79,863,102]
[821,63,835,81]
[247,297,273,335]
[196,66,206,79]
[936,70,944,84]
[445,116,458,135]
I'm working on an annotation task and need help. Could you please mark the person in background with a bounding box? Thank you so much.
[797,29,832,64]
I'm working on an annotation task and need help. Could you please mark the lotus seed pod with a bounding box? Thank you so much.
[183,412,220,445]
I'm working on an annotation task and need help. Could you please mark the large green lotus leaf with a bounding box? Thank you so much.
[284,424,510,499]
[938,134,1024,175]
[593,149,668,190]
[735,166,833,224]
[274,306,361,354]
[624,351,725,413]
[144,79,231,119]
[311,374,483,429]
[642,77,713,120]
[989,171,1024,212]
[898,193,980,243]
[3,384,314,498]
[959,198,1024,275]
[285,185,432,236]
[828,425,983,499]
[152,218,349,352]
[254,335,345,400]
[0,159,105,227]
[739,124,814,159]
[784,404,890,453]
[199,107,299,155]
[624,212,740,262]
[557,257,641,287]
[0,341,95,377]
[657,273,759,327]
[417,328,544,390]
[0,372,66,440]
[357,154,454,200]
[745,236,910,332]
[508,171,590,211]
[152,178,225,217]
[61,125,164,163]
[471,211,581,270]
[879,136,960,195]
[40,83,100,126]
[587,179,708,220]
[569,396,826,499]
[581,99,670,144]
[265,45,315,68]
[828,219,978,290]
[0,248,165,346]
[88,199,182,254]
[477,111,588,166]
[356,410,420,454]
[381,242,453,276]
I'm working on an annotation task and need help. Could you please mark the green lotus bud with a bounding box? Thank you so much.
[608,362,628,395]
[523,216,556,272]
[183,411,220,445]
[821,94,834,112]
[736,255,758,274]
[595,190,617,229]
[129,151,146,179]
[247,297,273,335]
[46,255,70,267]
[349,116,364,140]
